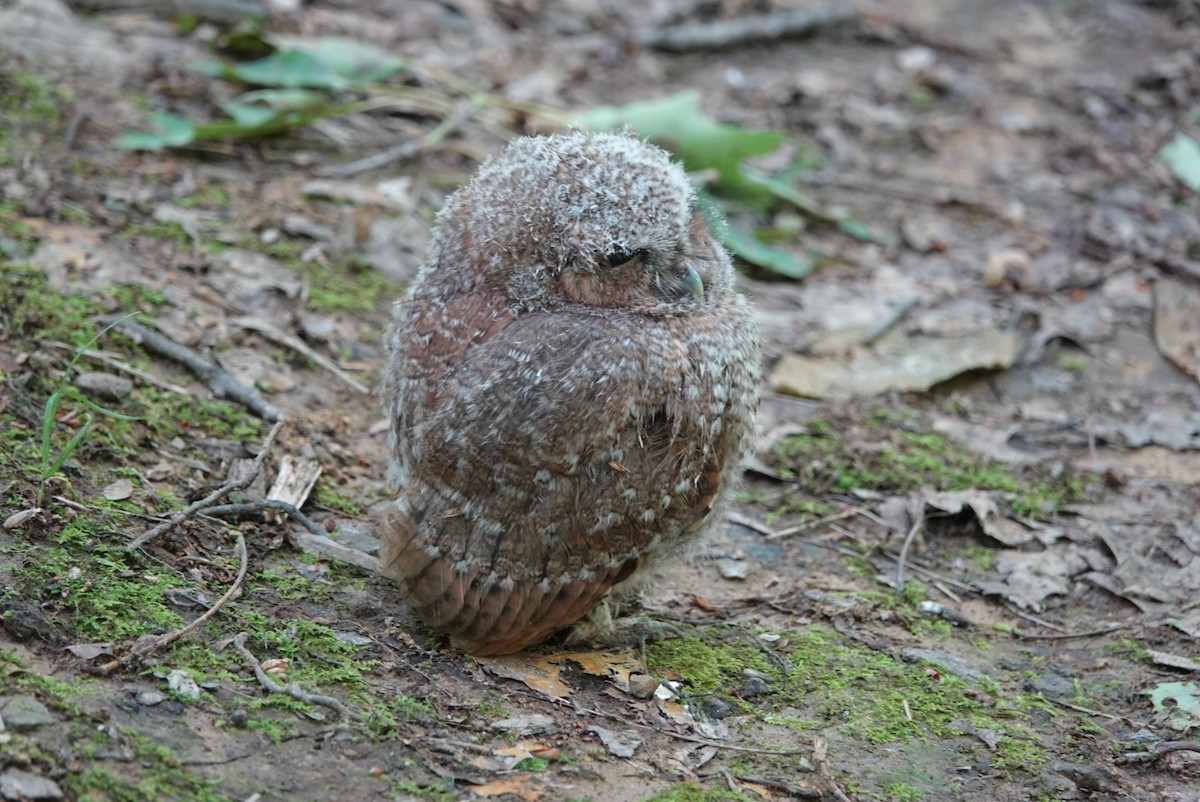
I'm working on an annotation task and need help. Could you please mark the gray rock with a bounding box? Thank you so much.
[74,371,133,401]
[0,768,63,800]
[0,695,55,730]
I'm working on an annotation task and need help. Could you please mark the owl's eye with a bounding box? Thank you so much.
[602,249,640,268]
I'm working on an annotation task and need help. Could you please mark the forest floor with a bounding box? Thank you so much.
[2,1,1200,800]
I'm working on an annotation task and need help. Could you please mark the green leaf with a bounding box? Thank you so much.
[115,112,196,150]
[720,228,814,279]
[1160,133,1200,193]
[289,37,406,83]
[231,50,349,90]
[581,91,785,203]
[1147,681,1200,731]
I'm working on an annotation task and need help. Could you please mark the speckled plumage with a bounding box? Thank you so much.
[381,132,760,655]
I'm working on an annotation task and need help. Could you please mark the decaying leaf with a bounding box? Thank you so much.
[1160,133,1200,193]
[1154,276,1200,385]
[465,775,542,801]
[771,329,1018,400]
[1147,681,1200,731]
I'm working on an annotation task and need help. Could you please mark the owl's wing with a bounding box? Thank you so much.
[383,309,742,654]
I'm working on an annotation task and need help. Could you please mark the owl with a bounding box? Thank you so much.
[380,132,760,655]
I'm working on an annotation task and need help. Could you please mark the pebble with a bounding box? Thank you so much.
[491,713,556,736]
[73,371,133,401]
[627,673,660,700]
[0,696,55,730]
[0,769,63,800]
[135,690,166,707]
[700,696,732,720]
[166,670,200,702]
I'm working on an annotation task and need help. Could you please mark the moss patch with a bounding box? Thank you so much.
[648,627,1046,779]
[770,415,1088,519]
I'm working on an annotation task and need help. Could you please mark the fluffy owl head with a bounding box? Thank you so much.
[421,132,731,314]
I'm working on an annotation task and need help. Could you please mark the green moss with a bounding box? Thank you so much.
[177,185,231,209]
[314,480,366,516]
[388,778,458,801]
[643,784,753,802]
[120,221,193,249]
[13,516,185,641]
[465,691,509,719]
[884,783,925,802]
[649,627,1045,775]
[393,693,435,720]
[0,69,71,167]
[772,419,1087,519]
[1,654,233,802]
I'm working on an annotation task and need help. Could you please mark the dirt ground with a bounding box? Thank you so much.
[3,0,1200,800]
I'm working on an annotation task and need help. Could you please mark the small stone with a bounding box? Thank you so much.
[700,696,732,720]
[1025,673,1076,701]
[166,669,201,702]
[896,46,936,72]
[135,690,166,706]
[0,695,55,730]
[739,676,774,698]
[491,713,556,736]
[627,673,660,700]
[73,371,133,402]
[0,768,63,800]
[983,248,1030,290]
[587,725,641,758]
[716,557,752,580]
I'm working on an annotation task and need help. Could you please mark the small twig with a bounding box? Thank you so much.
[565,701,809,756]
[45,341,192,396]
[101,315,282,422]
[1000,601,1067,632]
[1136,246,1200,282]
[230,632,364,721]
[317,96,483,178]
[95,532,248,674]
[638,5,856,51]
[201,499,381,573]
[812,738,853,802]
[725,510,776,537]
[894,516,924,592]
[769,508,859,539]
[127,420,284,550]
[1048,697,1153,730]
[1115,740,1200,765]
[202,499,326,536]
[882,550,977,593]
[1010,624,1126,641]
[698,772,819,799]
[232,318,368,395]
[862,297,920,346]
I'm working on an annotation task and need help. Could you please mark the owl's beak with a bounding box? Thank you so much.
[682,264,705,299]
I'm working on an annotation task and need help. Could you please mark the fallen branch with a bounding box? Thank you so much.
[45,341,192,396]
[231,632,364,721]
[201,498,382,573]
[317,96,483,178]
[638,5,856,51]
[127,420,285,550]
[102,315,282,422]
[813,738,854,802]
[232,318,369,395]
[95,532,248,675]
[1115,740,1200,765]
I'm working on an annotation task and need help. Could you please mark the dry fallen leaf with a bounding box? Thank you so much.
[101,478,134,501]
[465,775,541,801]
